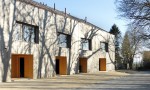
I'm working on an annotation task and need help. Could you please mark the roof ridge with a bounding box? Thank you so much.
[16,0,109,33]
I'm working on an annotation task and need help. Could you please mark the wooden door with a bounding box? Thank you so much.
[59,57,67,75]
[56,56,67,75]
[11,54,33,78]
[79,58,87,73]
[99,58,106,71]
[24,55,33,78]
[11,55,20,78]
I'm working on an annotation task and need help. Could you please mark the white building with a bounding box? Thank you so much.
[0,0,115,82]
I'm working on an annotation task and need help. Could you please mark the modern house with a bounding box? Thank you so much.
[0,0,115,82]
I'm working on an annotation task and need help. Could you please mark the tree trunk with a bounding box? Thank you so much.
[129,60,133,70]
[0,0,16,82]
[2,56,11,82]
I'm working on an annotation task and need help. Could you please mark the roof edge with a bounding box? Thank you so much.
[17,0,112,34]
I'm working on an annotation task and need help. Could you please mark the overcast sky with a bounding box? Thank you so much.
[35,0,128,35]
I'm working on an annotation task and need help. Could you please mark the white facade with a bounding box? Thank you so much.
[0,0,115,82]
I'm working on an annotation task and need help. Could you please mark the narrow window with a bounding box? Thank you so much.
[81,38,92,50]
[100,42,108,52]
[23,24,35,43]
[58,33,71,48]
[105,43,108,52]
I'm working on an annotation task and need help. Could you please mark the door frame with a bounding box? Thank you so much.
[11,54,33,78]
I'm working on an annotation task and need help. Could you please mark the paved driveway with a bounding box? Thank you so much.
[0,71,150,90]
[86,71,150,90]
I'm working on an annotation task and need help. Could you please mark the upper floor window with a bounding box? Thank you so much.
[58,33,71,48]
[23,25,35,42]
[81,38,92,50]
[14,21,39,44]
[100,42,108,52]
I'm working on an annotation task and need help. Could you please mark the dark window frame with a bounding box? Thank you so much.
[16,21,39,44]
[81,38,92,50]
[57,32,71,48]
[100,42,109,52]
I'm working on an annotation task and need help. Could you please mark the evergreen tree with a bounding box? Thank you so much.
[109,24,122,69]
[122,32,133,69]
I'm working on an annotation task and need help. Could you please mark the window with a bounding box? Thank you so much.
[14,21,39,43]
[58,33,71,48]
[81,38,92,50]
[23,25,35,42]
[100,42,108,52]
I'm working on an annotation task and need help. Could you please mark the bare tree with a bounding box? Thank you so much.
[122,25,143,69]
[116,0,150,45]
[116,0,150,29]
[0,0,16,82]
[116,0,150,69]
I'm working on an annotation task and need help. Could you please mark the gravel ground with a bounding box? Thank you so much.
[0,71,149,90]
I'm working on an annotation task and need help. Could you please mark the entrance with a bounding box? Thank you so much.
[99,58,106,71]
[11,54,33,78]
[55,59,59,74]
[20,58,24,77]
[79,58,87,73]
[55,56,67,75]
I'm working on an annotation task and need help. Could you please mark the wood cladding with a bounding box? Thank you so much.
[99,58,106,71]
[56,56,67,75]
[79,58,87,73]
[11,54,33,78]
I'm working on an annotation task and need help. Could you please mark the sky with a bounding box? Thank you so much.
[35,0,128,35]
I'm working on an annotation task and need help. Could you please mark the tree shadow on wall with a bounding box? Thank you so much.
[0,0,16,82]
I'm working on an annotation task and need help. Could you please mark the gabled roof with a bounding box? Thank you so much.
[17,0,110,33]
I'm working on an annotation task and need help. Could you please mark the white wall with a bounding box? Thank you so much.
[0,0,115,81]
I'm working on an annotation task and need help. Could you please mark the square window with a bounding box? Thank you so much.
[81,38,92,50]
[58,33,71,48]
[15,21,39,44]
